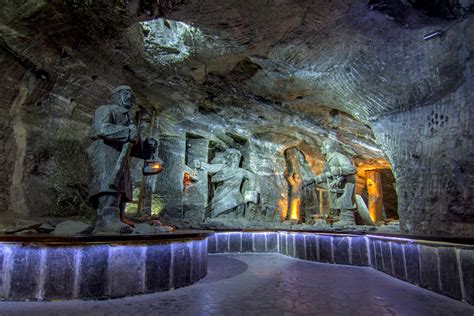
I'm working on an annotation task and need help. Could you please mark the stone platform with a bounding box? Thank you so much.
[0,231,210,300]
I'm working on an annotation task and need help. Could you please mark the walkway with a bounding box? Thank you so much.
[0,254,472,315]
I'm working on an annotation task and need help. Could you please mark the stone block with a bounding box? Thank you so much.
[287,234,295,257]
[404,243,420,285]
[44,247,76,299]
[368,239,376,268]
[52,221,89,235]
[182,137,208,222]
[0,245,8,298]
[280,234,288,256]
[79,245,109,299]
[145,243,171,293]
[381,241,393,275]
[374,240,384,272]
[9,246,41,299]
[333,236,350,265]
[242,233,253,252]
[229,233,242,252]
[208,234,217,253]
[253,233,266,252]
[319,236,333,263]
[390,242,406,280]
[217,233,229,253]
[200,239,208,278]
[190,240,201,283]
[266,233,278,253]
[108,245,144,298]
[460,249,474,304]
[419,245,440,292]
[172,242,191,289]
[155,137,185,218]
[294,234,305,259]
[438,247,462,300]
[305,235,318,262]
[351,237,368,266]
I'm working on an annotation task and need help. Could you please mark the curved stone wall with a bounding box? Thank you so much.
[208,231,369,266]
[0,234,208,300]
[209,231,474,305]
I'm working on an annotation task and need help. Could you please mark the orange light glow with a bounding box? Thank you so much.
[277,198,288,220]
[151,163,161,170]
[290,198,301,220]
[366,170,383,223]
[183,172,192,192]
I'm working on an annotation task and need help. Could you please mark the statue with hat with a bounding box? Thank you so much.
[307,138,357,226]
[87,85,158,234]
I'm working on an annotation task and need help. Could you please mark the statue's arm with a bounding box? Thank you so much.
[243,170,257,190]
[94,106,131,143]
[314,166,329,184]
[331,155,356,176]
[195,160,224,174]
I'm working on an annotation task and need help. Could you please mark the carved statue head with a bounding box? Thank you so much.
[320,138,339,156]
[224,148,241,167]
[110,85,134,110]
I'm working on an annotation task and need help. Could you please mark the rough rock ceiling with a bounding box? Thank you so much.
[2,1,470,157]
[166,0,471,121]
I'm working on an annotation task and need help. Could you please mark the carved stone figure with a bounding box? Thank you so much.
[87,85,157,234]
[311,139,357,226]
[284,148,318,223]
[195,148,257,218]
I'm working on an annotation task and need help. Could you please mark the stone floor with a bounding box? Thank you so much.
[0,254,473,316]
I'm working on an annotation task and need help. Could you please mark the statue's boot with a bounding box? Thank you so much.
[93,206,133,234]
[333,209,356,227]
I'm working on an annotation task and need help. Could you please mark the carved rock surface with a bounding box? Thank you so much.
[0,1,472,236]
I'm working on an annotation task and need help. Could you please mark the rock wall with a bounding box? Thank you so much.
[372,80,473,236]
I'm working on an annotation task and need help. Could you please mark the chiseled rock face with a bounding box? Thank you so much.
[0,1,472,236]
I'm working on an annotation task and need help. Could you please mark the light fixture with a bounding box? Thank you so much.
[423,30,444,40]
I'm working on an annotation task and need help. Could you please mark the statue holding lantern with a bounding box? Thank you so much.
[87,85,162,234]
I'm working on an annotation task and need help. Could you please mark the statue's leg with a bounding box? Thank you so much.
[93,193,133,234]
[80,194,120,234]
[97,193,120,209]
[336,209,356,226]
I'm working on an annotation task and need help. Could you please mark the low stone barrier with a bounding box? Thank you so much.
[209,231,474,305]
[0,233,209,300]
[367,235,473,304]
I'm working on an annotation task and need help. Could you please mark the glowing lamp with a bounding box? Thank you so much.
[143,160,163,175]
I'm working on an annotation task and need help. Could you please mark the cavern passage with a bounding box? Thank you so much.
[0,0,473,312]
[1,0,472,236]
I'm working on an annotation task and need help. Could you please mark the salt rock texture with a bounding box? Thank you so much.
[0,0,472,236]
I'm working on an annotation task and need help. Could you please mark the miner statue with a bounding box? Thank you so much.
[195,148,258,218]
[87,85,157,234]
[309,139,357,226]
